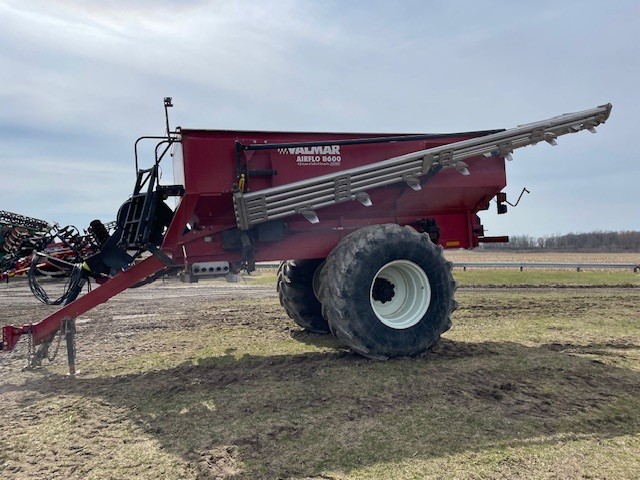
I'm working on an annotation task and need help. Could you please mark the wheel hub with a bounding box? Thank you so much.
[372,277,395,303]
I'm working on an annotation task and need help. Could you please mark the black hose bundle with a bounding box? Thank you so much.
[28,254,86,306]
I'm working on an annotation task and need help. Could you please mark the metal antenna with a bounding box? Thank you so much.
[163,97,173,137]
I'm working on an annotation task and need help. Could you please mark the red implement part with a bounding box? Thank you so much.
[1,255,165,351]
[168,129,504,256]
[1,103,612,359]
[157,129,506,277]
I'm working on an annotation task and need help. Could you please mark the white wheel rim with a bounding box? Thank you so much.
[370,260,431,329]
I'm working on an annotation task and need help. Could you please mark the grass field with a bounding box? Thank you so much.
[0,266,639,479]
[443,250,640,265]
[453,269,640,287]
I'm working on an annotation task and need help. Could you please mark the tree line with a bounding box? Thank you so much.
[483,231,640,252]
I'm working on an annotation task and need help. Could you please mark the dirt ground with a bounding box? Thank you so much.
[0,278,284,478]
[0,273,639,479]
[0,277,278,369]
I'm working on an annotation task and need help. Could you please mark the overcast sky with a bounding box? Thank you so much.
[1,0,638,238]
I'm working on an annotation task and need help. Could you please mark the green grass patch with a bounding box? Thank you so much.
[453,269,640,286]
[239,269,278,285]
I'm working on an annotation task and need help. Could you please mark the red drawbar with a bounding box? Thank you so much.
[1,255,165,351]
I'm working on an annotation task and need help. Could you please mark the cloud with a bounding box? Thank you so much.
[0,0,638,235]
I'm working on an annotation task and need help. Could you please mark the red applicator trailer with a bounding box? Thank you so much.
[1,101,612,366]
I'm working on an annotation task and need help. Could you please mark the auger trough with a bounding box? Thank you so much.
[1,100,612,370]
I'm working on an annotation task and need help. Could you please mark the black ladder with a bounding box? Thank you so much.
[120,166,161,250]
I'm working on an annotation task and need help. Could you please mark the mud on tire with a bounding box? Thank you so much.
[277,259,331,334]
[318,224,456,359]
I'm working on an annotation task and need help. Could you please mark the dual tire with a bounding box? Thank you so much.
[277,258,330,334]
[277,224,457,359]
